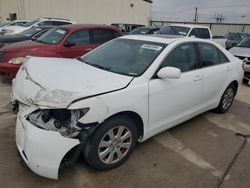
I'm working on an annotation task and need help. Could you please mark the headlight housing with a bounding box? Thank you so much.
[28,108,90,138]
[9,57,25,65]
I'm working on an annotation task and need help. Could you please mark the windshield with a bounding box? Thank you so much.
[157,26,190,36]
[36,28,68,44]
[80,38,166,77]
[22,19,39,27]
[129,27,151,34]
[19,27,43,37]
[236,35,250,48]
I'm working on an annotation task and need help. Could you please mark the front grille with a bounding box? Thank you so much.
[0,51,6,62]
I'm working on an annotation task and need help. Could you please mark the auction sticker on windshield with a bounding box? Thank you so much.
[56,29,66,35]
[141,44,163,51]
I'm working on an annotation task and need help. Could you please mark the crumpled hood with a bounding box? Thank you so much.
[229,47,250,58]
[1,40,45,53]
[13,57,133,108]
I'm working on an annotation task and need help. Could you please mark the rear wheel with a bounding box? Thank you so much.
[84,115,137,170]
[214,83,236,113]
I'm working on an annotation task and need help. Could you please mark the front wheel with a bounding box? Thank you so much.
[214,83,236,113]
[83,115,137,170]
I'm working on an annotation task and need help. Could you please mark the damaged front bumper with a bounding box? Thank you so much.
[16,106,81,179]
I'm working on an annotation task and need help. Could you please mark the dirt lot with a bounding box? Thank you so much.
[0,78,249,188]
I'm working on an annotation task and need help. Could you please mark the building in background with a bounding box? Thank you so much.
[0,0,152,25]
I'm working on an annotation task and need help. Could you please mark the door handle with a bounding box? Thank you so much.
[85,48,93,51]
[193,75,202,82]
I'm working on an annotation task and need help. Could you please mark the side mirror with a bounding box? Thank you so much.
[64,41,76,47]
[157,67,181,79]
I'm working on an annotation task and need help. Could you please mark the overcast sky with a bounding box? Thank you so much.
[151,0,250,23]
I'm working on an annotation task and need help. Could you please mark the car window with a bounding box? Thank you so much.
[161,43,197,72]
[92,29,117,44]
[218,50,229,63]
[66,30,90,45]
[157,26,190,36]
[53,21,71,26]
[198,28,210,39]
[22,19,39,27]
[36,28,68,44]
[198,43,221,67]
[236,35,250,48]
[10,22,26,26]
[189,28,199,37]
[19,27,43,37]
[37,21,54,26]
[81,38,166,77]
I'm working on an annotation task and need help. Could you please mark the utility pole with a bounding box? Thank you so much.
[194,7,198,22]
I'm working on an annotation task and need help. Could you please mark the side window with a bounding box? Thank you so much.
[53,21,71,26]
[218,50,229,63]
[189,28,199,38]
[92,29,115,44]
[161,43,197,72]
[198,28,210,39]
[66,30,90,45]
[198,43,220,67]
[37,21,53,26]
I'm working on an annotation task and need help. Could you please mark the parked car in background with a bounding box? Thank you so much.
[0,24,123,78]
[229,34,250,81]
[111,23,145,34]
[129,26,159,35]
[1,18,75,35]
[13,35,243,179]
[0,26,52,49]
[225,32,247,50]
[157,24,227,47]
[0,20,29,33]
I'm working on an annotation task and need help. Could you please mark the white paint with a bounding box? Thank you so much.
[13,35,243,179]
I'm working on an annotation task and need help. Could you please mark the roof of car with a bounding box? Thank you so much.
[121,34,214,45]
[169,24,209,29]
[58,24,119,31]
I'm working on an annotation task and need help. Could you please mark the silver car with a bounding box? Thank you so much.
[229,35,250,82]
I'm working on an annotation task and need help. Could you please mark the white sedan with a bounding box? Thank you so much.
[13,35,243,179]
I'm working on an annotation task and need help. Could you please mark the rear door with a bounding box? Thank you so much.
[197,42,231,106]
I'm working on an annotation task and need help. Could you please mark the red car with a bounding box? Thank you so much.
[0,24,123,78]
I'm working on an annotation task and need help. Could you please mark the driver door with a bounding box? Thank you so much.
[148,43,203,134]
[58,29,97,58]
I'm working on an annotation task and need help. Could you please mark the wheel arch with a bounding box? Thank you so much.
[104,111,144,140]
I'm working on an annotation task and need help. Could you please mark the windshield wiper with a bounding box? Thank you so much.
[90,63,110,70]
[77,58,110,70]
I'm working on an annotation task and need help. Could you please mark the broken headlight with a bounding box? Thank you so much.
[28,108,89,138]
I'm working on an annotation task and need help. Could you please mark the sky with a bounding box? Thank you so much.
[151,0,250,23]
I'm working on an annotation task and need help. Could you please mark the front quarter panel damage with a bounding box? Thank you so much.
[68,96,109,124]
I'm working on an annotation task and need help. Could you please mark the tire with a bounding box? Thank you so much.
[83,115,137,170]
[214,83,236,114]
